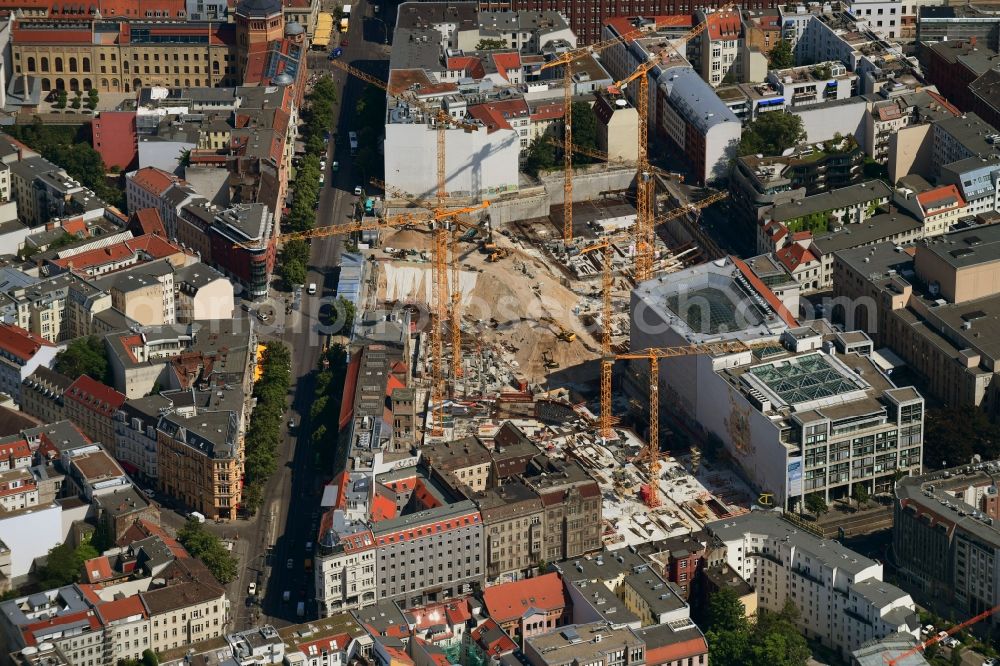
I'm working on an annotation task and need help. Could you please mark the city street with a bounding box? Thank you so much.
[224,0,393,629]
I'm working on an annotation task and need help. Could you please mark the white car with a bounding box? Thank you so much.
[248,582,257,596]
[354,185,363,196]
[944,638,960,649]
[982,658,996,666]
[307,283,317,295]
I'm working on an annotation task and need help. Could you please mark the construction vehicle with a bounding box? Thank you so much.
[487,248,509,262]
[537,25,654,242]
[556,327,576,343]
[542,350,559,369]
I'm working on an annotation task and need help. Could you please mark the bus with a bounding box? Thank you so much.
[348,131,358,156]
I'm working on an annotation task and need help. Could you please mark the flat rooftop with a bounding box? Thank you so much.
[632,257,792,344]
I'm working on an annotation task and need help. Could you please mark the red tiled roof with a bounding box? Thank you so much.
[376,510,480,545]
[129,208,166,237]
[530,101,564,122]
[0,323,53,360]
[299,633,353,657]
[763,219,788,242]
[338,350,362,430]
[370,491,398,522]
[22,611,101,646]
[706,11,742,40]
[0,439,31,463]
[603,15,693,43]
[95,595,147,623]
[130,167,178,197]
[917,184,966,215]
[51,234,183,272]
[731,256,799,328]
[471,618,517,656]
[447,56,485,79]
[467,98,530,133]
[491,52,521,81]
[481,572,566,623]
[775,243,817,272]
[646,637,709,665]
[925,90,961,117]
[64,375,127,417]
[83,556,114,583]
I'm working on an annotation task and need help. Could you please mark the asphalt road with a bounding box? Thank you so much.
[224,0,393,629]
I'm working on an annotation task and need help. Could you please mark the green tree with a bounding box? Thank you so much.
[3,125,123,207]
[852,482,870,507]
[475,38,506,50]
[804,492,828,516]
[141,652,159,666]
[281,259,308,287]
[570,101,599,158]
[768,39,794,69]
[738,112,807,157]
[524,137,557,177]
[40,542,99,588]
[176,519,239,584]
[925,406,1000,469]
[706,587,750,633]
[54,336,111,386]
[86,88,99,111]
[55,90,67,109]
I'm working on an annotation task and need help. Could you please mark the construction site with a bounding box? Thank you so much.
[278,21,750,532]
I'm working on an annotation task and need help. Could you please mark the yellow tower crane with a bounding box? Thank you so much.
[608,5,735,283]
[579,191,729,441]
[241,202,488,435]
[617,340,769,509]
[329,59,478,204]
[372,179,490,386]
[538,25,652,243]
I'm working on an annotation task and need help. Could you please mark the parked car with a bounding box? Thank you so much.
[308,283,317,295]
[354,185,363,196]
[332,160,339,172]
[328,47,343,59]
[248,582,257,596]
[944,638,960,649]
[286,558,294,569]
[282,590,291,602]
[982,658,996,666]
[288,418,296,430]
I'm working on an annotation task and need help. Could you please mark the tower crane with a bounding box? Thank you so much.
[616,340,770,508]
[240,201,487,435]
[578,191,729,441]
[608,5,735,283]
[329,60,478,204]
[883,604,1000,665]
[372,178,490,386]
[538,25,652,243]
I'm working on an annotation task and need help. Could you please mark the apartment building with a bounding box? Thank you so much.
[845,0,902,38]
[420,438,493,493]
[707,512,919,658]
[93,260,177,327]
[0,323,56,403]
[478,482,544,584]
[315,520,377,616]
[482,572,568,642]
[114,394,172,484]
[19,367,71,425]
[523,622,645,666]
[371,501,483,606]
[695,9,767,87]
[156,392,243,521]
[143,558,229,652]
[6,272,112,342]
[173,264,234,323]
[895,462,1000,622]
[832,225,1000,416]
[62,375,127,455]
[0,467,39,512]
[630,260,924,510]
[523,458,602,563]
